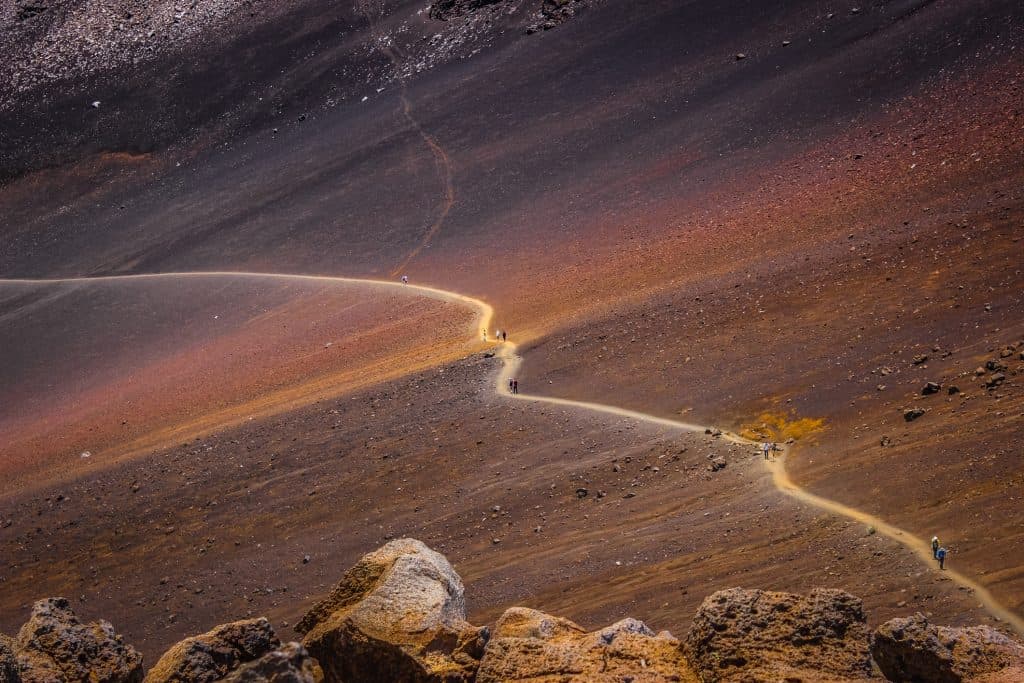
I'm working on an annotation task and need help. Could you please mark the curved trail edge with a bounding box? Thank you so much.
[3,270,1022,636]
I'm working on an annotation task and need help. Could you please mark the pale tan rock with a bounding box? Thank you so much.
[296,539,486,683]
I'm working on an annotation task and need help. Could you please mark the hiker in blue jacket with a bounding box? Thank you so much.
[936,546,947,570]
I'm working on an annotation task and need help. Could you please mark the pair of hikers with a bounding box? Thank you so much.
[931,536,948,570]
[508,378,519,394]
[483,329,509,342]
[761,441,777,460]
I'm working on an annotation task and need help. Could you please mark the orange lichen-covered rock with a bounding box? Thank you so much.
[14,598,143,683]
[871,614,1024,683]
[683,588,877,682]
[145,618,279,683]
[476,606,698,682]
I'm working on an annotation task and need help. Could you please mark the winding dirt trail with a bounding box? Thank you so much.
[2,270,1021,635]
[356,0,457,277]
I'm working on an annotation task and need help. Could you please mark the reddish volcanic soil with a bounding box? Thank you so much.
[0,275,478,487]
[0,350,991,662]
[0,0,1022,667]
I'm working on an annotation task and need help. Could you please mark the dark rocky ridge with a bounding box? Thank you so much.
[2,540,1022,682]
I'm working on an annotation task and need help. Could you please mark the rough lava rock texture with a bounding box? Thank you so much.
[220,642,320,683]
[4,543,1024,682]
[683,587,877,682]
[296,538,487,683]
[144,618,279,683]
[13,597,144,683]
[0,636,18,683]
[871,613,1024,683]
[476,606,698,682]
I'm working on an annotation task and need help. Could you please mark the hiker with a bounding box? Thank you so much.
[937,546,947,570]
[401,275,409,284]
[762,442,771,460]
[502,330,507,342]
[931,536,940,559]
[513,379,519,395]
[482,329,488,342]
[509,377,514,393]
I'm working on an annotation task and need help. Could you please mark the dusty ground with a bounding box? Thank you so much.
[0,346,991,662]
[0,0,1022,666]
[0,275,478,487]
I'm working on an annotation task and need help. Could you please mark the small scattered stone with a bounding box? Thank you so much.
[904,408,926,422]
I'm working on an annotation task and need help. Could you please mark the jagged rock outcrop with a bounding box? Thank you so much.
[476,607,697,682]
[12,597,143,683]
[5,542,1024,683]
[871,614,1024,683]
[0,635,18,683]
[296,538,487,683]
[221,642,320,683]
[144,618,279,683]
[683,587,876,682]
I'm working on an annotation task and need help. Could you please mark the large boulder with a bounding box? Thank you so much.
[476,607,697,682]
[296,538,487,683]
[221,642,320,683]
[145,618,279,683]
[683,588,876,682]
[14,597,143,683]
[871,614,1024,682]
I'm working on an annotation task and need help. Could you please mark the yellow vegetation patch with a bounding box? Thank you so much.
[739,411,826,442]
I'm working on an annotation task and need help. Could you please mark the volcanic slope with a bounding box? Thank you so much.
[0,0,1023,668]
[0,274,479,486]
[0,334,994,662]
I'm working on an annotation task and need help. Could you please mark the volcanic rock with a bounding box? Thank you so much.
[221,642,320,683]
[0,636,17,683]
[683,588,875,682]
[985,373,1006,389]
[904,408,926,422]
[13,597,143,683]
[871,614,1024,682]
[922,382,942,395]
[296,538,487,683]
[476,607,697,682]
[145,618,279,683]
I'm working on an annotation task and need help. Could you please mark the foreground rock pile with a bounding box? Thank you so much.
[2,539,1022,682]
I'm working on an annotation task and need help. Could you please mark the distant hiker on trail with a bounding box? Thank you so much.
[482,329,488,342]
[401,275,408,284]
[937,546,947,570]
[513,379,519,395]
[502,330,507,342]
[762,442,771,460]
[931,536,940,559]
[509,377,514,393]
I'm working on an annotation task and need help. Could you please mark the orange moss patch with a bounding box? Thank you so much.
[740,411,826,443]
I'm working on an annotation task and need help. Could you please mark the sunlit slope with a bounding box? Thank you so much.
[0,274,477,486]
